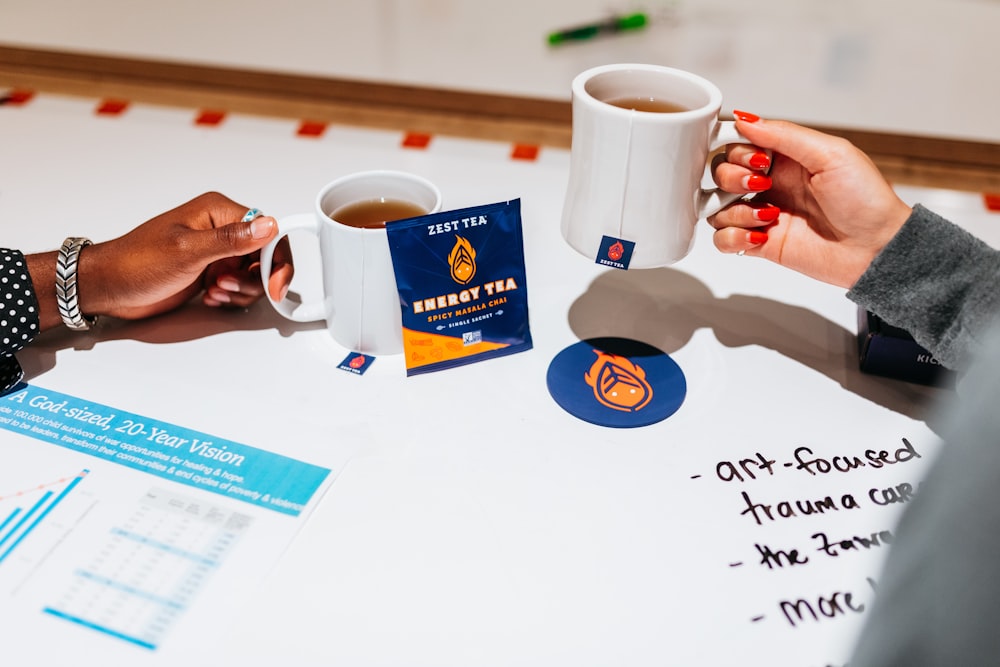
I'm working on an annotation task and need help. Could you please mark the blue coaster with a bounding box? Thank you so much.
[546,337,686,428]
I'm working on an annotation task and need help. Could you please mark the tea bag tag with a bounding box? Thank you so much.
[595,235,636,270]
[337,352,376,375]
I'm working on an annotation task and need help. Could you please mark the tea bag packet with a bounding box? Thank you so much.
[386,199,533,375]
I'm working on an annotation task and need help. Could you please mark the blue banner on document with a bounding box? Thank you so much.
[0,384,329,517]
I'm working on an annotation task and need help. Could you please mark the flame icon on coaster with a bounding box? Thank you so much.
[608,241,625,261]
[584,350,653,412]
[448,235,477,284]
[349,355,366,369]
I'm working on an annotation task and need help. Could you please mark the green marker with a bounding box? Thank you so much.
[547,13,648,45]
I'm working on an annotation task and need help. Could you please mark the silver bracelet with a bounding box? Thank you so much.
[55,237,98,331]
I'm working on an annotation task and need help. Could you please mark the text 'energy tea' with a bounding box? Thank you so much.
[386,199,532,375]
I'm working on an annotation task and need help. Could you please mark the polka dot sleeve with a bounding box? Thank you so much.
[1,249,41,394]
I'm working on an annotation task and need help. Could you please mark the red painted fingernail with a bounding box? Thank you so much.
[748,231,769,245]
[754,205,780,222]
[734,110,760,123]
[749,151,770,170]
[746,174,772,191]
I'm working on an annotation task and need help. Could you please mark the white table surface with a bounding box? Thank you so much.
[1,84,996,666]
[2,0,999,143]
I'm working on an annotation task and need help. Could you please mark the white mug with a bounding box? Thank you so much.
[260,170,442,355]
[561,63,757,269]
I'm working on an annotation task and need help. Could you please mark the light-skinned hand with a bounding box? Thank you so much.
[708,112,912,289]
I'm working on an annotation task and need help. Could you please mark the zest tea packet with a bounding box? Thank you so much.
[386,199,532,375]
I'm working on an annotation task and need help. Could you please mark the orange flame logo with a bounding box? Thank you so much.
[448,235,477,284]
[584,351,653,412]
[608,241,624,261]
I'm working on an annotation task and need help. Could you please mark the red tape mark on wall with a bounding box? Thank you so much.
[96,99,129,115]
[195,110,227,126]
[511,144,540,161]
[402,132,432,149]
[0,89,35,105]
[297,120,328,138]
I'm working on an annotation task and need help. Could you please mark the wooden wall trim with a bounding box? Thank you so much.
[2,45,997,192]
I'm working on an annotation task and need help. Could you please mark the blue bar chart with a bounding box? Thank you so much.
[0,469,89,567]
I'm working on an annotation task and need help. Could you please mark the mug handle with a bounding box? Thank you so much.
[696,120,770,219]
[259,213,328,322]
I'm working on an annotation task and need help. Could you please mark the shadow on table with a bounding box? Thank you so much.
[17,297,324,382]
[567,267,945,426]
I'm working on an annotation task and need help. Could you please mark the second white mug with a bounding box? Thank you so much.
[259,170,442,355]
[561,63,758,269]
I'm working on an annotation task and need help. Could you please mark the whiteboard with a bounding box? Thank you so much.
[2,84,993,666]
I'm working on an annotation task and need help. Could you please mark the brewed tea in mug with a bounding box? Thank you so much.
[604,96,690,114]
[331,198,429,229]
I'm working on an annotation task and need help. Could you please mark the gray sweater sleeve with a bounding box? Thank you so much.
[849,318,1000,666]
[847,207,1000,666]
[846,204,1000,370]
